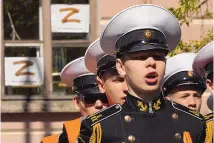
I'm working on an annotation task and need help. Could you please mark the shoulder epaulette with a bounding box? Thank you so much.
[204,112,213,122]
[85,104,122,127]
[171,101,204,120]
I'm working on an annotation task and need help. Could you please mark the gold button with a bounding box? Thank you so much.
[172,113,178,119]
[128,135,135,142]
[175,133,181,140]
[124,115,132,122]
[115,105,120,109]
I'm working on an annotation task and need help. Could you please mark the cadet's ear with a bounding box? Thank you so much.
[165,96,171,100]
[116,59,126,76]
[206,79,213,92]
[74,96,80,111]
[96,76,106,93]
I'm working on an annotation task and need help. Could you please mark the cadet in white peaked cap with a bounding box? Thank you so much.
[58,57,108,143]
[192,41,213,142]
[85,38,127,105]
[162,53,206,112]
[78,5,206,143]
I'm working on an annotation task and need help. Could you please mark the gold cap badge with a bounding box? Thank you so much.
[144,30,152,38]
[187,71,193,77]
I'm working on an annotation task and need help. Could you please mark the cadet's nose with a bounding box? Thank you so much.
[146,57,156,68]
[188,97,197,110]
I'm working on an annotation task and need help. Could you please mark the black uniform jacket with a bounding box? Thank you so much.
[77,93,206,143]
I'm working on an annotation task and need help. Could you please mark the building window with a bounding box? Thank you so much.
[51,0,90,40]
[3,0,40,40]
[52,47,87,96]
[2,0,96,99]
[4,46,42,96]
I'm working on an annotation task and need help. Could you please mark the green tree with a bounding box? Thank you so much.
[168,0,213,56]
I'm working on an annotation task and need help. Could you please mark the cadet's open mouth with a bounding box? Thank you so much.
[145,72,158,84]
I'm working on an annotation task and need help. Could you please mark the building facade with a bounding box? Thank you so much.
[1,0,213,143]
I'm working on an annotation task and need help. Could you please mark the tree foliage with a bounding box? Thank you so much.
[168,0,213,56]
[169,29,213,56]
[4,0,39,40]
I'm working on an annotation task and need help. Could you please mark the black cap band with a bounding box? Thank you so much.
[163,71,206,96]
[97,55,117,77]
[115,29,168,56]
[73,75,100,95]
